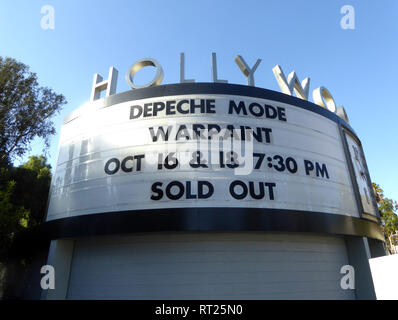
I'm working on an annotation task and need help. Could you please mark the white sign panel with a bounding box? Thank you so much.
[46,94,359,221]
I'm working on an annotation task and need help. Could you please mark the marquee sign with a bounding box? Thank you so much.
[46,81,378,223]
[44,53,381,244]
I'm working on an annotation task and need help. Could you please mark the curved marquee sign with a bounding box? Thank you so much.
[46,83,379,228]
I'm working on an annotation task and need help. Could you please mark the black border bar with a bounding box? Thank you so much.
[18,208,384,244]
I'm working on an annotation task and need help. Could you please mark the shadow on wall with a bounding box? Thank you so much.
[1,238,50,300]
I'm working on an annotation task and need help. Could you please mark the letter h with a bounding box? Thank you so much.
[90,67,118,101]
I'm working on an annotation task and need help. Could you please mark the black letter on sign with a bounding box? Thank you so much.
[230,180,248,200]
[198,181,214,199]
[304,160,314,176]
[134,155,145,172]
[151,182,163,200]
[186,181,196,199]
[105,158,120,175]
[264,104,277,119]
[130,105,143,119]
[249,103,264,117]
[121,156,135,173]
[249,182,264,199]
[166,181,185,200]
[264,183,276,200]
[316,163,329,179]
[153,102,165,116]
[277,107,287,121]
[229,101,247,115]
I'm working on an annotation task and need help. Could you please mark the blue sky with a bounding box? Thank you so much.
[0,0,397,201]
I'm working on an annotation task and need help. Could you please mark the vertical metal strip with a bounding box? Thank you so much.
[356,136,381,223]
[339,124,364,219]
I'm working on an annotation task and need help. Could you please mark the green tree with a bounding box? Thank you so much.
[0,155,52,257]
[372,183,398,253]
[12,155,52,227]
[20,154,51,179]
[0,180,29,256]
[0,57,63,298]
[379,198,398,253]
[0,155,52,299]
[0,56,66,163]
[372,182,383,204]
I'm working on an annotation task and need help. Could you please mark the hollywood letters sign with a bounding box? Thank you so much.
[45,53,378,229]
[90,53,349,123]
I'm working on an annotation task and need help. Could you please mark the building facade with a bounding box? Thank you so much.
[40,82,385,300]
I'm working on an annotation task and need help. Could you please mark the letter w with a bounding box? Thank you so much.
[149,126,173,142]
[272,65,310,100]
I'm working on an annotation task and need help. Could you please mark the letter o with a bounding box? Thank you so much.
[230,180,248,200]
[313,86,337,113]
[166,181,185,200]
[105,158,120,175]
[249,103,264,117]
[126,58,164,89]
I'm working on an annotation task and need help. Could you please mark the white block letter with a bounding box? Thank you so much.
[180,53,195,83]
[126,58,163,90]
[211,53,227,83]
[91,67,118,101]
[313,86,337,113]
[234,55,262,87]
[272,65,310,100]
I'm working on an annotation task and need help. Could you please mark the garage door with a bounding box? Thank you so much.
[66,232,355,299]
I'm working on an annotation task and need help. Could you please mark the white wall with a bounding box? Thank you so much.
[369,254,398,300]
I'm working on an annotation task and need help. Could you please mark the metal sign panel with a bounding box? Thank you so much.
[344,131,379,218]
[46,90,362,222]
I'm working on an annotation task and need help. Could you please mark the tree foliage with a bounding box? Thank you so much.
[372,182,398,253]
[0,57,63,297]
[372,183,384,203]
[0,179,30,255]
[0,56,66,162]
[0,156,52,257]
